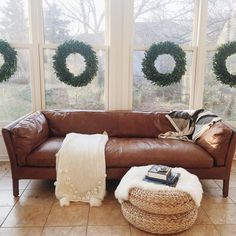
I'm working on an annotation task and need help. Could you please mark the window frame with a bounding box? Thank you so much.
[0,0,235,124]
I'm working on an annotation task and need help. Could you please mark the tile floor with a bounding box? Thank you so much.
[0,161,236,235]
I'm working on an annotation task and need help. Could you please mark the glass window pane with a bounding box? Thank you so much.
[133,51,192,111]
[44,49,105,110]
[43,0,105,44]
[134,0,195,45]
[0,49,32,121]
[0,0,29,43]
[203,52,236,121]
[207,0,236,45]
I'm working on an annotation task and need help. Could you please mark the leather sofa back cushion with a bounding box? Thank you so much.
[11,111,49,166]
[42,110,174,138]
[196,122,232,166]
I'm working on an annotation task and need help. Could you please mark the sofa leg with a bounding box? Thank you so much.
[12,178,19,197]
[223,179,229,197]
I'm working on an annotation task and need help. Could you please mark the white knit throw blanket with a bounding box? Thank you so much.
[55,133,108,207]
[115,166,203,207]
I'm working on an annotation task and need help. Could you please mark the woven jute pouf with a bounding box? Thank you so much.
[129,188,196,215]
[121,201,198,235]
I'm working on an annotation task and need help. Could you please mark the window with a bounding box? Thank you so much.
[133,0,195,111]
[203,0,236,121]
[42,0,106,110]
[0,0,31,121]
[43,49,105,110]
[203,52,236,121]
[0,0,235,122]
[207,0,236,45]
[134,0,195,45]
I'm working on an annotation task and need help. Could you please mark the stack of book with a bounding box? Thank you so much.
[143,165,180,186]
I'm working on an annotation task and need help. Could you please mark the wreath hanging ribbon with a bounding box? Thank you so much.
[0,39,17,83]
[53,40,98,87]
[142,41,186,87]
[213,41,236,87]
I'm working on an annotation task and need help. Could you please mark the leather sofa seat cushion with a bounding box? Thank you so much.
[26,137,213,169]
[106,138,214,168]
[196,122,232,166]
[26,137,63,167]
[11,111,49,166]
[42,110,174,138]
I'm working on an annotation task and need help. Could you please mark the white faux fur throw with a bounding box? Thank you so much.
[115,166,203,207]
[55,133,108,207]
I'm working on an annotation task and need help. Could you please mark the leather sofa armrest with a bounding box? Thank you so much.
[2,111,49,166]
[196,122,236,166]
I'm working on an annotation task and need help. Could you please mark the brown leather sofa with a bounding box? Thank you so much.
[2,110,236,197]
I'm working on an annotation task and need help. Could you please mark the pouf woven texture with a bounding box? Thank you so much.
[121,201,198,235]
[121,188,198,234]
[129,187,196,214]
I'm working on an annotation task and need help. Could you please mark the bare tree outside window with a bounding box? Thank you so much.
[43,0,105,110]
[0,0,31,121]
[133,0,194,111]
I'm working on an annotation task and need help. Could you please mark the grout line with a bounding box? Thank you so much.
[212,224,221,236]
[85,204,91,236]
[129,223,132,236]
[40,189,56,236]
[0,180,31,227]
[200,207,214,225]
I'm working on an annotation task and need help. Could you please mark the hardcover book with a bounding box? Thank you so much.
[147,165,172,180]
[143,172,181,187]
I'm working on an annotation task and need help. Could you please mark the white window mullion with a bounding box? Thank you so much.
[123,0,134,110]
[189,0,200,108]
[193,0,208,109]
[108,0,133,110]
[107,0,124,110]
[28,0,44,111]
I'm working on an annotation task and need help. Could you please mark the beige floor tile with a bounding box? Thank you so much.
[202,203,236,224]
[0,207,12,225]
[201,180,220,190]
[103,190,117,203]
[215,225,236,236]
[42,226,86,236]
[130,225,155,235]
[16,189,55,207]
[202,188,234,207]
[229,187,236,203]
[88,202,128,226]
[46,202,89,226]
[87,225,130,236]
[0,227,42,236]
[103,180,120,203]
[195,208,212,225]
[0,162,10,175]
[0,176,29,190]
[2,205,51,227]
[26,179,55,191]
[4,170,12,177]
[176,225,220,235]
[231,161,236,173]
[0,190,19,206]
[215,173,236,188]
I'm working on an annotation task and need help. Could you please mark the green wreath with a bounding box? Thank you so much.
[213,41,236,87]
[142,41,186,87]
[53,40,98,87]
[0,39,17,83]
